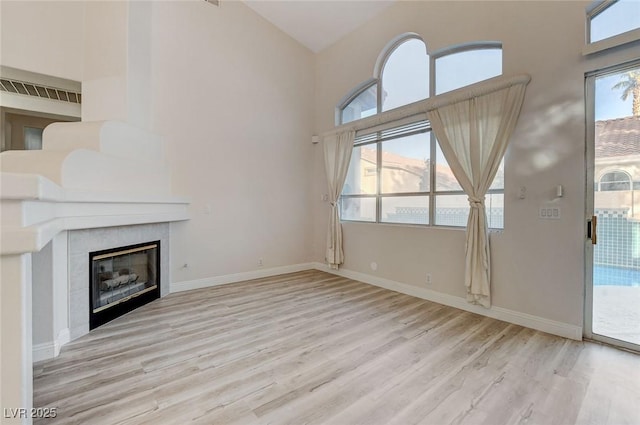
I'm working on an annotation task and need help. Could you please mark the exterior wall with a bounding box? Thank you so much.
[594,156,640,219]
[594,208,640,269]
[594,159,640,271]
[311,1,640,328]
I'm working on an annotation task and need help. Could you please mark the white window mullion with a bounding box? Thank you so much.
[376,138,382,223]
[429,132,436,226]
[428,52,437,226]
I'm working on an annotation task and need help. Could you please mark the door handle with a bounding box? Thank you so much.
[588,215,597,245]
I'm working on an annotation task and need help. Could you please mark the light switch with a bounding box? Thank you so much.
[539,206,561,220]
[518,186,526,199]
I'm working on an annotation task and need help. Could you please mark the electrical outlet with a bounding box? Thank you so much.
[426,273,432,284]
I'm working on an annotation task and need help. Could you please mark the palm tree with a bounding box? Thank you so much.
[612,70,640,117]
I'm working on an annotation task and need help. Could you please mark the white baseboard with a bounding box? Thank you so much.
[33,342,56,363]
[170,263,316,293]
[55,328,70,357]
[33,342,55,363]
[312,262,583,341]
[169,260,582,341]
[33,328,71,362]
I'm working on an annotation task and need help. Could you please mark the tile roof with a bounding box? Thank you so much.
[359,145,460,190]
[596,116,640,158]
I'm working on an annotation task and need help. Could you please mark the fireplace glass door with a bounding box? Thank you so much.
[90,241,160,329]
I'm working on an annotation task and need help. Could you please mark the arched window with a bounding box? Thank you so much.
[588,0,640,43]
[340,82,377,125]
[600,170,632,191]
[379,37,429,112]
[339,34,428,125]
[433,43,502,95]
[338,36,504,229]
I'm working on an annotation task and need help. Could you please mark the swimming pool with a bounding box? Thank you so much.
[594,265,640,287]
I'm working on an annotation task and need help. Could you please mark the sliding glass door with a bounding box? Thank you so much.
[585,63,640,351]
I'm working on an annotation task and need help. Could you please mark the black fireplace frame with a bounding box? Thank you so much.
[89,240,161,330]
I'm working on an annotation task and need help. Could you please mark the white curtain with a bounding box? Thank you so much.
[323,130,355,269]
[426,81,528,308]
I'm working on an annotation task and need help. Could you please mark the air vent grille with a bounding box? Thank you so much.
[0,78,81,104]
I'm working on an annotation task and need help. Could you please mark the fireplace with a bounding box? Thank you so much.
[89,241,160,329]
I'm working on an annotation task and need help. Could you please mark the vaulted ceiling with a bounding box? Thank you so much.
[243,0,395,52]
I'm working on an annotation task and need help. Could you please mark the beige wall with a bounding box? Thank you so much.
[31,241,53,346]
[149,1,315,282]
[311,1,640,327]
[0,1,84,81]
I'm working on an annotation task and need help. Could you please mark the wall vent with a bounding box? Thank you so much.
[0,78,81,104]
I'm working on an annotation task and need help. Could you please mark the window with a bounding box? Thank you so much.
[432,43,503,228]
[339,37,504,228]
[600,171,632,191]
[341,83,377,124]
[343,123,431,225]
[338,34,428,125]
[381,38,429,111]
[588,0,640,43]
[434,47,502,95]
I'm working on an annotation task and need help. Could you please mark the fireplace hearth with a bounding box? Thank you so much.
[89,241,160,329]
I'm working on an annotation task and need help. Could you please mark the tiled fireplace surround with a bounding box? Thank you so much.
[68,223,170,340]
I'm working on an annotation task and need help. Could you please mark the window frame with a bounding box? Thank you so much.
[584,0,640,55]
[338,37,504,229]
[337,33,426,126]
[335,78,378,126]
[587,0,613,43]
[431,41,502,96]
[599,170,632,191]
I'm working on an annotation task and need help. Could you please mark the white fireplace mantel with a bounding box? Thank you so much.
[1,172,189,255]
[0,120,189,424]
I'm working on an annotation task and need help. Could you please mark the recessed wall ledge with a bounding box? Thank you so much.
[1,172,189,204]
[0,120,190,255]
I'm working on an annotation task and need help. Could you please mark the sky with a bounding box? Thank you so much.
[587,0,637,120]
[590,0,640,43]
[596,71,636,121]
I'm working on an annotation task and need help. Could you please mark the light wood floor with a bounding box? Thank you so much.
[34,270,640,425]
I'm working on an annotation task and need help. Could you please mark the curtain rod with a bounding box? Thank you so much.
[321,73,531,139]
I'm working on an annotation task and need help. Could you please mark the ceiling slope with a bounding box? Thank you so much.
[243,0,395,52]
